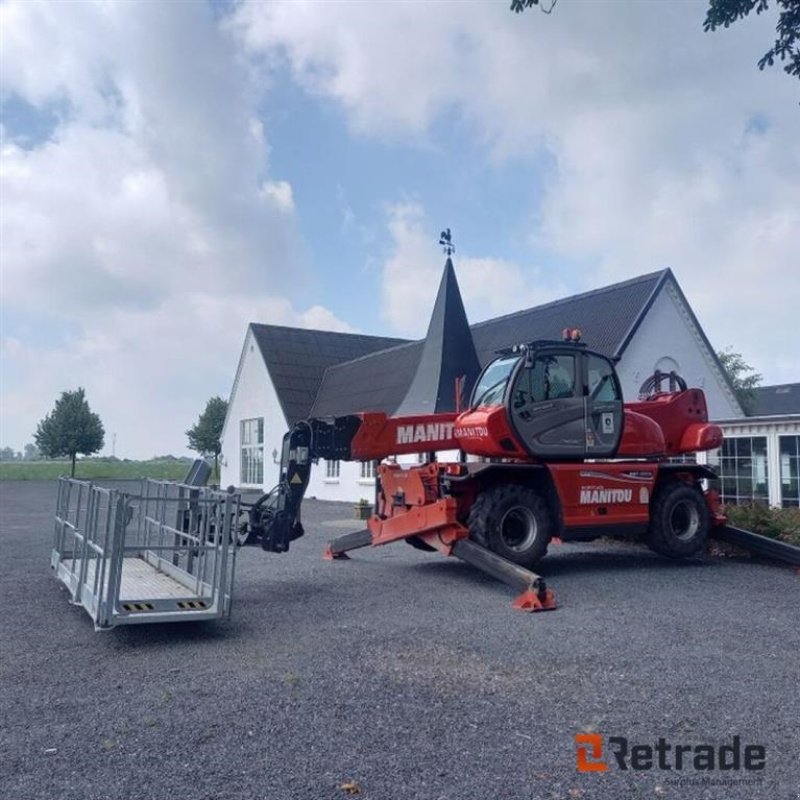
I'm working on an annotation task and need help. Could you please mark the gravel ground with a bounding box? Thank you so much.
[1,480,798,800]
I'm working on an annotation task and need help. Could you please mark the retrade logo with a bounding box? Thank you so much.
[574,734,766,773]
[575,734,609,772]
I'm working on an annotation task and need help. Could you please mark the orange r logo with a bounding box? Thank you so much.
[575,733,609,772]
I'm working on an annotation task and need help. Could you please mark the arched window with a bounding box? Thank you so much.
[654,356,680,375]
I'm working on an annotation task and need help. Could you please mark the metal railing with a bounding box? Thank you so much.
[51,478,239,629]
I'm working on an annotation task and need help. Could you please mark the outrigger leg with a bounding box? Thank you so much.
[323,528,372,560]
[324,515,556,612]
[452,539,556,612]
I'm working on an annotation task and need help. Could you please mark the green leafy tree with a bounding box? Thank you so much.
[34,388,105,477]
[717,348,763,415]
[704,0,800,81]
[510,0,800,88]
[186,396,228,481]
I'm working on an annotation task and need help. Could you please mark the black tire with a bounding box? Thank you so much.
[467,484,552,569]
[646,481,709,558]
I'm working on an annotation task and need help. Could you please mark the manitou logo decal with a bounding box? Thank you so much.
[579,487,633,504]
[453,425,489,438]
[396,422,455,445]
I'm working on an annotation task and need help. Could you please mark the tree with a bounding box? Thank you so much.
[34,388,105,476]
[186,396,228,481]
[510,0,557,14]
[510,0,800,88]
[0,446,17,461]
[717,348,763,415]
[23,443,41,461]
[703,0,800,82]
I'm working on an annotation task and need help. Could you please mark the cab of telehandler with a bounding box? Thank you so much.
[469,339,624,459]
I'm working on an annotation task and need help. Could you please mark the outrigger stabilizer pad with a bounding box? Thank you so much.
[511,587,557,612]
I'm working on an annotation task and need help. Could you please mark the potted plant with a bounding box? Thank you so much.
[354,498,372,520]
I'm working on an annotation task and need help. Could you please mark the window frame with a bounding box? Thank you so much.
[240,417,264,485]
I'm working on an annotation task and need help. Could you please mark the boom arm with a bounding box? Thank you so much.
[248,412,458,552]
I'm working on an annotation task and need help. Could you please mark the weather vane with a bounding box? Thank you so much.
[439,228,455,256]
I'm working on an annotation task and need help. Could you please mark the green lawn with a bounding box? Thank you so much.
[0,459,197,481]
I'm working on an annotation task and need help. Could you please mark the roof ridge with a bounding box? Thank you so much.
[248,322,408,342]
[469,269,668,330]
[249,270,667,343]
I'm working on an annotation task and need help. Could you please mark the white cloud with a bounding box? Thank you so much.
[229,0,465,139]
[0,0,349,455]
[260,180,295,212]
[232,0,800,383]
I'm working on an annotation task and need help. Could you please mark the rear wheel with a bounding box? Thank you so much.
[467,484,552,569]
[646,481,709,558]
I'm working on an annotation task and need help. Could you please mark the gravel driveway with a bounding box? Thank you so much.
[1,480,798,800]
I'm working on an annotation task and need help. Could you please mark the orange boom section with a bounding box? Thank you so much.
[350,412,459,460]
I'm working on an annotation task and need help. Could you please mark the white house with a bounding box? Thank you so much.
[219,324,406,497]
[220,264,751,503]
[712,384,800,508]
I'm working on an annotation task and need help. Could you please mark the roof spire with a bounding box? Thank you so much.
[394,240,481,416]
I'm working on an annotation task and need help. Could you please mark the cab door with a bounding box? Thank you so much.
[508,351,585,458]
[584,352,623,457]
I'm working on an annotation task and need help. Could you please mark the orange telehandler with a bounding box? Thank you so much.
[242,331,725,611]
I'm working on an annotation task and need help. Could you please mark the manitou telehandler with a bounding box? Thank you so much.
[242,330,725,611]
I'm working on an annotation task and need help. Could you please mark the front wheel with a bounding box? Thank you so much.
[467,484,552,569]
[646,481,709,558]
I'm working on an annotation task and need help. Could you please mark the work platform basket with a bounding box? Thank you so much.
[51,478,239,630]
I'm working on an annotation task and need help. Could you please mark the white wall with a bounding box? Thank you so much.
[306,459,376,504]
[220,327,287,491]
[616,280,743,420]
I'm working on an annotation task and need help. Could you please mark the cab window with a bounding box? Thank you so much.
[587,354,620,402]
[471,355,518,407]
[515,354,577,406]
[537,354,576,400]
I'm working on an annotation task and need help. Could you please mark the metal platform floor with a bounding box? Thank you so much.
[70,556,199,600]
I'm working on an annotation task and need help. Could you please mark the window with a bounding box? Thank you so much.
[240,417,264,485]
[587,354,621,402]
[527,354,576,401]
[709,437,769,505]
[779,435,800,508]
[654,356,680,375]
[360,461,376,480]
[471,355,518,407]
[326,460,341,480]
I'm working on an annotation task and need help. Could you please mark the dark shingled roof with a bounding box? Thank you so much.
[250,324,408,425]
[752,383,800,417]
[309,269,668,418]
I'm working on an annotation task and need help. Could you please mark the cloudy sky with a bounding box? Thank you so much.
[1,0,798,458]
